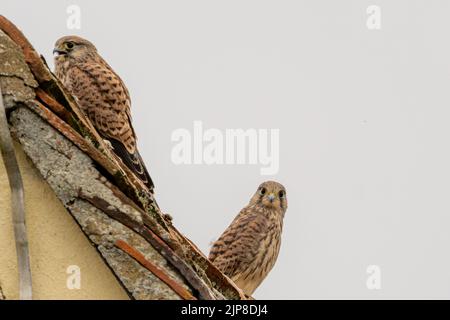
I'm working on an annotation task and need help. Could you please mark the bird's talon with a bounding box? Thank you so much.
[103,139,113,150]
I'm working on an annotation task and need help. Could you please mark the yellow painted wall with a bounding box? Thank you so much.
[0,142,128,300]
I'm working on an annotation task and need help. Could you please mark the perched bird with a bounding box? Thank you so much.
[53,36,154,190]
[209,181,287,296]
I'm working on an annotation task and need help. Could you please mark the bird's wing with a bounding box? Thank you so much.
[78,60,135,150]
[209,207,268,278]
[101,58,138,141]
[67,61,154,190]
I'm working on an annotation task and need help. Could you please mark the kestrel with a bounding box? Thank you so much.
[53,36,154,190]
[209,181,287,296]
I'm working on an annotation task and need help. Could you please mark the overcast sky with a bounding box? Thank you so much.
[4,0,450,299]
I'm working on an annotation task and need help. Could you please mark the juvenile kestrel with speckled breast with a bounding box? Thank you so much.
[209,181,287,296]
[53,36,153,190]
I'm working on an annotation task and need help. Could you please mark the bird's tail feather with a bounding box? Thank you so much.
[109,139,154,191]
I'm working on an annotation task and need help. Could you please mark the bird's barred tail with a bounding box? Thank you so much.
[109,139,154,191]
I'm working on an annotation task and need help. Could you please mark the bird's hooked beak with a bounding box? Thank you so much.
[268,193,275,203]
[53,48,67,56]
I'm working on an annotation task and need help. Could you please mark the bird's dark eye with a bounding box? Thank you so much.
[259,187,266,196]
[66,42,74,49]
[279,190,285,198]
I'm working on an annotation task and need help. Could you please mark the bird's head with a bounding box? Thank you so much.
[250,181,287,212]
[53,35,97,63]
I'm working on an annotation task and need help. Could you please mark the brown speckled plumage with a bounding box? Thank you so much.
[209,181,287,296]
[53,36,153,190]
